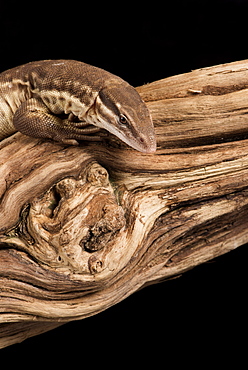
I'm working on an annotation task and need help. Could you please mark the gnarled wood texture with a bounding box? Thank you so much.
[1,60,248,348]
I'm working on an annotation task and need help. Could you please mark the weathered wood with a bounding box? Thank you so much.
[1,60,248,348]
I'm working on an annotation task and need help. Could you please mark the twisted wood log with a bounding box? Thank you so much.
[1,60,248,348]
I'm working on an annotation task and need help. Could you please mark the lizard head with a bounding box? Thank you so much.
[88,83,156,153]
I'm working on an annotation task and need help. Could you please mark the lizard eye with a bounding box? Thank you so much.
[119,114,129,125]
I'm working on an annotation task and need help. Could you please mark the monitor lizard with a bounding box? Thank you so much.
[0,60,156,153]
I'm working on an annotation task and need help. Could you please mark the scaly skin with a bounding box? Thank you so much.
[0,60,156,153]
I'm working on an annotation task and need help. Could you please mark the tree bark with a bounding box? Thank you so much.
[1,60,248,348]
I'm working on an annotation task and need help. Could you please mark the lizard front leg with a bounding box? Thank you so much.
[13,98,101,145]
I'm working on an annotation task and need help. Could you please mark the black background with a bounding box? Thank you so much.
[1,0,248,363]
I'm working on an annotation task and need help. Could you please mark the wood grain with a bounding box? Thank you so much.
[1,60,248,347]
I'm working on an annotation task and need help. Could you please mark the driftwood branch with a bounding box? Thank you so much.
[1,60,248,348]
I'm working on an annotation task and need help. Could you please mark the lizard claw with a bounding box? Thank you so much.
[59,138,79,146]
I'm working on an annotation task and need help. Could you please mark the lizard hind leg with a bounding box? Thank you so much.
[13,98,101,145]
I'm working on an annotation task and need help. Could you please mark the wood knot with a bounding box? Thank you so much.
[80,202,125,253]
[86,162,109,187]
[88,255,103,274]
[17,161,125,275]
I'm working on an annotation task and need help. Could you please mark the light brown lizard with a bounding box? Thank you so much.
[0,60,156,153]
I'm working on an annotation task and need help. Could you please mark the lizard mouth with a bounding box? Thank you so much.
[113,129,157,153]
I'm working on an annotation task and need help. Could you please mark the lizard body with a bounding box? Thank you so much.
[0,60,156,153]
